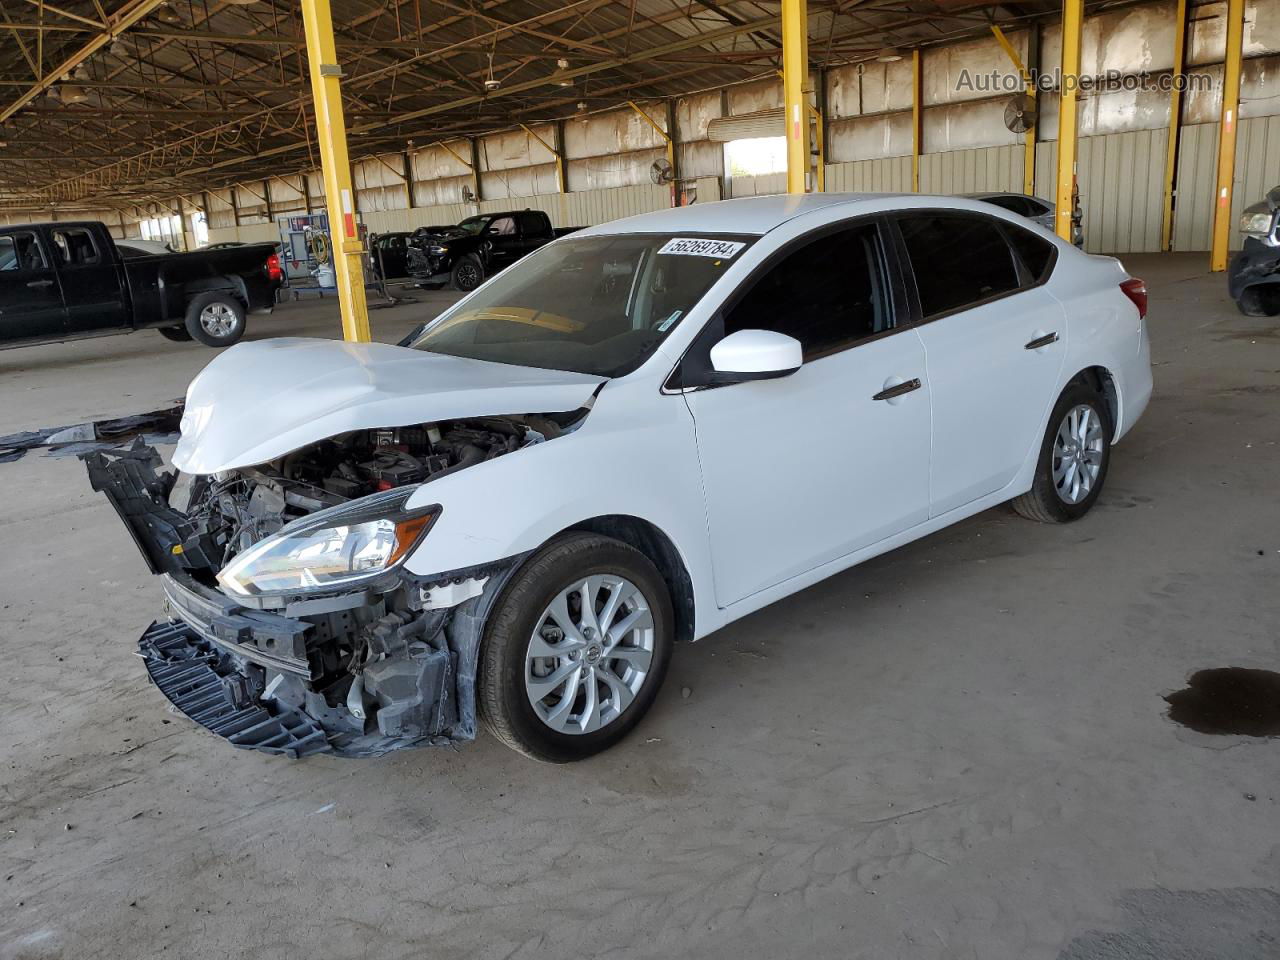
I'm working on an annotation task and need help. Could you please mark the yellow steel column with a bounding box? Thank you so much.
[911,49,922,192]
[1160,0,1188,251]
[1210,0,1245,272]
[1054,0,1084,243]
[301,0,371,342]
[782,0,809,194]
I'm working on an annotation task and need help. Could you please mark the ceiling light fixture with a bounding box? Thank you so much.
[555,58,573,87]
[876,47,903,62]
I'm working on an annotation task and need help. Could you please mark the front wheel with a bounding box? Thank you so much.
[478,533,674,762]
[450,255,484,292]
[1012,381,1113,523]
[184,292,246,347]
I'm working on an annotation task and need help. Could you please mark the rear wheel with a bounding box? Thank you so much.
[1012,381,1113,523]
[184,292,246,347]
[450,255,484,292]
[157,326,192,342]
[478,533,674,762]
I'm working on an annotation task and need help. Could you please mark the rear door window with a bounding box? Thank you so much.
[518,212,546,236]
[51,228,101,266]
[0,232,47,271]
[897,214,1020,318]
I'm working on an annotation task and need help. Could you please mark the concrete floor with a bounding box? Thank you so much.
[1,256,1277,960]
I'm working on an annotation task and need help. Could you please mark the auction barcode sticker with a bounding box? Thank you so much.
[658,237,746,259]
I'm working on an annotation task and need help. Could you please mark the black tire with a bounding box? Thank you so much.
[478,533,674,762]
[183,292,246,347]
[157,326,192,342]
[1012,380,1114,523]
[1236,286,1280,317]
[450,255,484,292]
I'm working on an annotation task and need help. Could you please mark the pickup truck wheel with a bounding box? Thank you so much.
[478,533,674,762]
[450,255,484,292]
[184,292,246,347]
[157,326,192,342]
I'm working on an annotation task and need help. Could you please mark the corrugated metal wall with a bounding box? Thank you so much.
[1174,117,1280,251]
[1036,129,1168,253]
[826,157,913,192]
[919,144,1023,194]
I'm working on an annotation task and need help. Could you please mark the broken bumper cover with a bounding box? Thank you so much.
[141,567,516,759]
[141,620,334,758]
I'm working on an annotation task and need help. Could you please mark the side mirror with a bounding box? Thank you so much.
[709,329,802,381]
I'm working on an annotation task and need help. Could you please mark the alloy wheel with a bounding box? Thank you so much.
[525,575,655,735]
[1052,403,1105,504]
[199,302,238,338]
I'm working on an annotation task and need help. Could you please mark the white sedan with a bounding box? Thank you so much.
[88,193,1152,762]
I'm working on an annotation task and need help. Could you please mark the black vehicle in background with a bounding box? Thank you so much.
[369,231,414,281]
[406,209,582,291]
[1229,185,1280,317]
[0,221,282,349]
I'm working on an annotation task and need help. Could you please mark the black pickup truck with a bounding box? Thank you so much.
[0,221,283,349]
[406,209,581,291]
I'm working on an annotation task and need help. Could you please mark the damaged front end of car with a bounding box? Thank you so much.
[82,413,567,758]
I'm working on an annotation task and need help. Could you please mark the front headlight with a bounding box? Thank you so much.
[216,488,439,597]
[427,244,449,255]
[1239,211,1276,240]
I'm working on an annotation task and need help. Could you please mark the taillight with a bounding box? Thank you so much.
[1120,277,1147,318]
[266,252,283,282]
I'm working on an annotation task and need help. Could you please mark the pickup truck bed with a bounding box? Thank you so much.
[1,221,283,349]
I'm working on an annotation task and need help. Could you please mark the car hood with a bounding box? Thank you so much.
[172,337,604,474]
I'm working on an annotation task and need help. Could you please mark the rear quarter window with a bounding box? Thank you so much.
[897,213,1020,318]
[1003,223,1057,284]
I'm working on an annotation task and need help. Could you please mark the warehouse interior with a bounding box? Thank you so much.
[2,0,1279,957]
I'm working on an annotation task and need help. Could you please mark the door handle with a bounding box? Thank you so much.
[1024,332,1059,350]
[26,279,54,289]
[872,377,923,401]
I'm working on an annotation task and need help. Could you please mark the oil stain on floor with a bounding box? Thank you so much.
[1164,667,1280,737]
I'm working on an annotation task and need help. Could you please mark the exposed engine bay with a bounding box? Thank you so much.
[172,415,557,572]
[83,412,569,758]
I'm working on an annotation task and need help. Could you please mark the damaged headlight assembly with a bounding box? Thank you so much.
[217,487,439,598]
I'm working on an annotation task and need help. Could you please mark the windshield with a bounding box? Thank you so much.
[455,216,490,236]
[408,233,755,377]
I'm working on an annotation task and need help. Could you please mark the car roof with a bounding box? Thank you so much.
[577,193,897,237]
[574,192,1066,238]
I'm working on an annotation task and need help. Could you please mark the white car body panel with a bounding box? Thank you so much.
[686,330,931,605]
[172,337,603,474]
[177,193,1153,644]
[917,285,1066,516]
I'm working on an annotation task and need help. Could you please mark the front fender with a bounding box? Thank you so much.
[400,379,713,620]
